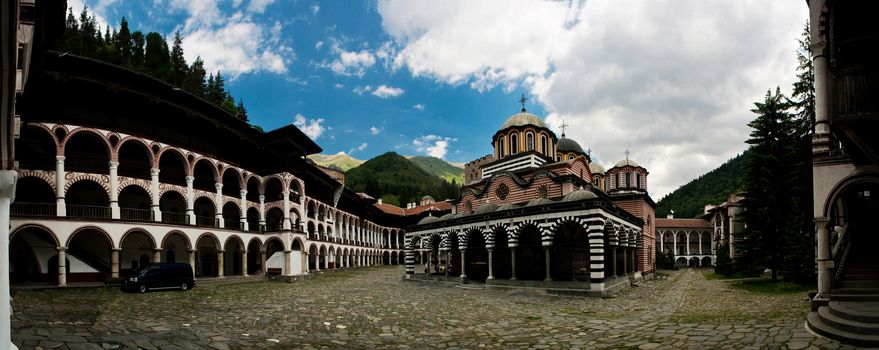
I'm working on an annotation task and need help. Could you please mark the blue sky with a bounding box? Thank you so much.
[70,0,808,199]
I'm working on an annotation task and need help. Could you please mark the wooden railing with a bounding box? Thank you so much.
[834,70,879,118]
[120,207,153,222]
[66,204,111,220]
[162,211,188,225]
[11,202,56,217]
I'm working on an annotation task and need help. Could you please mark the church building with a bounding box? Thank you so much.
[404,100,656,296]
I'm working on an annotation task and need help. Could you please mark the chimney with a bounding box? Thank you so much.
[667,210,674,219]
[378,198,383,205]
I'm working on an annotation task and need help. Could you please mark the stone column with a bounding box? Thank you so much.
[487,248,495,280]
[698,233,703,255]
[186,176,195,225]
[111,248,121,278]
[242,250,248,277]
[314,253,321,271]
[544,246,553,282]
[659,232,664,253]
[672,232,677,256]
[260,249,267,274]
[240,189,248,231]
[57,247,67,287]
[55,156,66,216]
[258,195,266,230]
[1,171,16,348]
[611,246,618,276]
[153,248,162,263]
[188,249,196,279]
[284,250,292,276]
[109,161,120,219]
[151,168,162,221]
[323,253,329,270]
[812,40,830,135]
[622,247,628,275]
[217,250,225,278]
[509,246,517,280]
[685,232,690,256]
[214,183,224,228]
[816,217,831,299]
[282,190,291,230]
[460,249,467,279]
[302,252,309,273]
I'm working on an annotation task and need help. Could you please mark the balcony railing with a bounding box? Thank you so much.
[834,70,879,119]
[196,215,216,228]
[120,207,153,222]
[162,211,188,225]
[11,202,56,217]
[66,158,110,174]
[66,204,111,220]
[224,220,242,231]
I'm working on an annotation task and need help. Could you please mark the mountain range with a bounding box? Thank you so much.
[309,152,464,184]
[655,151,748,218]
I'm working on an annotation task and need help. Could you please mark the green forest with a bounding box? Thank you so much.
[655,151,747,218]
[54,6,248,119]
[345,152,460,207]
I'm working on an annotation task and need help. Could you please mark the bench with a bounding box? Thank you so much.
[266,268,282,276]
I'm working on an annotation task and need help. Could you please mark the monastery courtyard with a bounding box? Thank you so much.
[11,268,848,350]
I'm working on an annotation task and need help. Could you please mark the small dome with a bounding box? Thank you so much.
[563,188,598,202]
[439,213,455,221]
[421,195,434,200]
[496,203,520,212]
[556,137,584,154]
[474,203,498,214]
[614,158,641,168]
[501,111,546,129]
[589,162,606,175]
[418,216,439,225]
[526,197,554,207]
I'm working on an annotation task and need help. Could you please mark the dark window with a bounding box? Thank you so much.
[16,47,24,69]
[19,5,36,23]
[625,173,631,187]
[636,173,641,189]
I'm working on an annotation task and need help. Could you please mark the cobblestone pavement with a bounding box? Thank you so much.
[12,267,853,349]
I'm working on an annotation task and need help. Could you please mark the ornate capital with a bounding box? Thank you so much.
[259,194,265,202]
[108,161,119,170]
[240,189,248,197]
[55,156,65,164]
[186,176,194,184]
[215,182,223,191]
[150,167,160,176]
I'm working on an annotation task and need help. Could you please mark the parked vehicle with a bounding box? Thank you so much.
[122,263,194,293]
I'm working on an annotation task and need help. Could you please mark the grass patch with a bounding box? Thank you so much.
[705,272,752,280]
[732,279,813,294]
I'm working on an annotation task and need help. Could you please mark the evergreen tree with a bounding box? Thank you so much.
[714,242,734,276]
[115,17,133,67]
[131,31,145,68]
[77,7,99,56]
[739,88,795,280]
[59,7,81,53]
[143,32,170,80]
[236,99,248,121]
[168,31,188,87]
[184,56,207,97]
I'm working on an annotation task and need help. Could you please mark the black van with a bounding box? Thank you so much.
[122,263,194,293]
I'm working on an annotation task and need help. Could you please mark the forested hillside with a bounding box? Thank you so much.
[309,153,365,172]
[406,156,464,184]
[346,152,460,207]
[55,7,248,118]
[655,151,747,218]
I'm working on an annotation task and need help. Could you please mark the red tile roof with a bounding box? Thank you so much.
[655,218,711,229]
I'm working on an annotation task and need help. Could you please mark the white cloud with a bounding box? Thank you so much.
[353,85,372,95]
[334,83,345,89]
[370,126,382,135]
[170,0,293,78]
[349,142,368,154]
[413,104,425,111]
[315,41,324,50]
[413,135,457,159]
[371,85,404,99]
[326,43,376,77]
[67,0,111,29]
[378,0,808,199]
[293,113,326,140]
[311,4,320,15]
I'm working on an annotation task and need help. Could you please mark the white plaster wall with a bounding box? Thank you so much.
[813,163,856,216]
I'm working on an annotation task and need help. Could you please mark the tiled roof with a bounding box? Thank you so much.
[655,218,711,229]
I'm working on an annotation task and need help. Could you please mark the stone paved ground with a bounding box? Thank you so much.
[12,267,854,349]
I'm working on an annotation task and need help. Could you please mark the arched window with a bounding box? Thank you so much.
[636,173,642,189]
[510,133,519,155]
[556,155,561,161]
[625,172,631,187]
[526,132,534,151]
[540,135,548,156]
[498,136,505,158]
[615,174,620,189]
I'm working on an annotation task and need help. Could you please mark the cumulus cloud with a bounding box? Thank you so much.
[315,41,324,50]
[349,142,368,154]
[370,126,382,135]
[326,43,376,77]
[311,4,320,15]
[292,113,326,140]
[378,0,807,198]
[334,83,345,89]
[413,104,425,111]
[170,0,292,78]
[413,135,457,159]
[371,85,404,98]
[353,85,372,95]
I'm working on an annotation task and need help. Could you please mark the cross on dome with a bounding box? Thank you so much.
[519,94,527,112]
[560,120,569,137]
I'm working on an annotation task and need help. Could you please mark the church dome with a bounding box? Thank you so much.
[589,162,606,175]
[614,158,641,168]
[474,203,498,214]
[556,136,584,154]
[501,111,546,129]
[526,197,554,207]
[562,188,598,202]
[418,215,439,225]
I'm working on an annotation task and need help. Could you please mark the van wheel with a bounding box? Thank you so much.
[138,285,147,293]
[180,282,189,291]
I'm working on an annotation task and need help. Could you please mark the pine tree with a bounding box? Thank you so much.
[131,31,145,68]
[59,7,81,54]
[168,31,188,87]
[143,32,170,80]
[236,99,248,121]
[115,17,133,67]
[739,88,795,280]
[77,7,99,57]
[184,56,207,96]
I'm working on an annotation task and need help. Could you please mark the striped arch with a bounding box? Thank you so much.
[25,122,60,153]
[191,192,218,212]
[222,196,240,206]
[261,174,287,194]
[509,219,541,246]
[156,146,191,175]
[114,136,155,165]
[190,157,220,183]
[61,127,112,158]
[117,178,153,197]
[64,173,111,194]
[158,183,187,198]
[18,170,55,189]
[218,164,245,189]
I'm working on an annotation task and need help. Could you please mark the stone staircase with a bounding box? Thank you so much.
[807,299,879,347]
